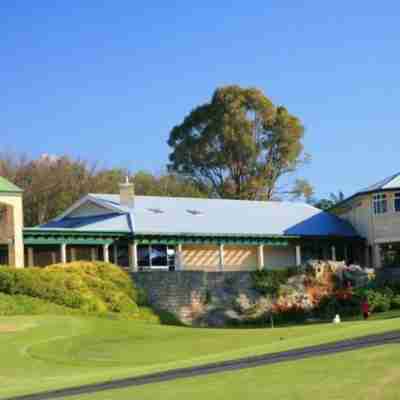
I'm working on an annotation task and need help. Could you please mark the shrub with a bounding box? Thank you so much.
[391,295,400,309]
[0,262,139,315]
[365,290,391,312]
[314,293,362,319]
[272,304,309,324]
[252,268,297,296]
[0,293,79,316]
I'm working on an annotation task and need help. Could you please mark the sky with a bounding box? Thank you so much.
[2,1,400,199]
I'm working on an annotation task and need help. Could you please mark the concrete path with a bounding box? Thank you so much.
[5,330,400,400]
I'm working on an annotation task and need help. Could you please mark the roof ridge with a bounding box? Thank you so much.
[91,193,316,207]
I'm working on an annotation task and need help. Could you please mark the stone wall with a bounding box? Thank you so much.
[133,271,258,326]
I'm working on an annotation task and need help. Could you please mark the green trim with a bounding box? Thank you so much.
[23,228,129,237]
[23,229,126,246]
[23,228,364,247]
[134,234,289,246]
[23,238,114,245]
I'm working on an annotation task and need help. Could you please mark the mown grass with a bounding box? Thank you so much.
[1,313,400,398]
[68,344,400,400]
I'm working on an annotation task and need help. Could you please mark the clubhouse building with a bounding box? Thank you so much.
[0,176,368,270]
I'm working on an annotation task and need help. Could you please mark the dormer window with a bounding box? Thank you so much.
[373,193,387,214]
[394,193,400,212]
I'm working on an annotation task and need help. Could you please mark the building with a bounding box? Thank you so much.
[331,172,400,269]
[0,177,24,268]
[0,176,363,270]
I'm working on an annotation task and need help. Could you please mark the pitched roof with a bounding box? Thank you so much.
[333,172,400,208]
[0,177,22,193]
[43,194,359,238]
[41,213,132,232]
[357,172,400,193]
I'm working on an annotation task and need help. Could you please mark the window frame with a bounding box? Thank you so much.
[394,192,400,212]
[373,193,387,215]
[137,244,169,269]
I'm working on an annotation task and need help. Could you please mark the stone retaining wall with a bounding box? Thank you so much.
[132,271,257,325]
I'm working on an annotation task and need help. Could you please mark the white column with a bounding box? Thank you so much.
[103,244,110,263]
[27,247,34,267]
[374,244,382,268]
[90,247,97,261]
[257,245,264,270]
[331,245,337,261]
[60,243,67,264]
[70,247,76,262]
[7,242,14,267]
[295,245,302,266]
[113,244,118,265]
[219,244,224,271]
[129,241,138,272]
[176,244,183,270]
[51,251,57,265]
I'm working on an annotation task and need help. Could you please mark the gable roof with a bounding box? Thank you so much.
[43,194,359,238]
[41,213,132,232]
[333,172,400,209]
[0,177,22,193]
[358,172,400,194]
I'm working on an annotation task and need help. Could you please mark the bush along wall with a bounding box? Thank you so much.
[249,261,400,324]
[0,262,161,321]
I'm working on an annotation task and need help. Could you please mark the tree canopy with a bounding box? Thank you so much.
[0,154,204,227]
[168,85,309,200]
[313,191,345,210]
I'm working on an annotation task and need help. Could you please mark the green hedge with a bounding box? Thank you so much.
[0,262,139,315]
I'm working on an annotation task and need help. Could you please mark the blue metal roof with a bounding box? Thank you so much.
[41,212,131,232]
[61,194,357,238]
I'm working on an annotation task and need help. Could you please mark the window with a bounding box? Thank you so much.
[150,245,168,266]
[395,193,400,212]
[137,245,168,268]
[373,193,387,214]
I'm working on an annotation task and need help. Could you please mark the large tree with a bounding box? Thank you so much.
[168,85,309,200]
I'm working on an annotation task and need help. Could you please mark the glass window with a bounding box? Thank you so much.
[395,193,400,212]
[137,245,168,267]
[373,193,387,214]
[150,245,168,267]
[138,245,150,267]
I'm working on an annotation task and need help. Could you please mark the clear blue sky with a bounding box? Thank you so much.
[2,2,400,199]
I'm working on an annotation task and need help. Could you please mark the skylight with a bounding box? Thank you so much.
[146,208,164,214]
[186,209,204,216]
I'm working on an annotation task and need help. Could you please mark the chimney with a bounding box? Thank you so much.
[119,176,135,209]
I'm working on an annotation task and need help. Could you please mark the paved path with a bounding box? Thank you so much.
[5,330,400,400]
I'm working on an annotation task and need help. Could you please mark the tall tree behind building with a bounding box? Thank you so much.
[168,85,311,200]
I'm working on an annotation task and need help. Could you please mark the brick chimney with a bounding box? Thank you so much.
[119,176,135,209]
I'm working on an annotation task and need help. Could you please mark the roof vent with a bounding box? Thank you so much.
[146,208,164,214]
[186,209,204,216]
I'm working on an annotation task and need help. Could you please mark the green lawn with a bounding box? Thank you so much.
[1,314,400,399]
[68,343,400,400]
